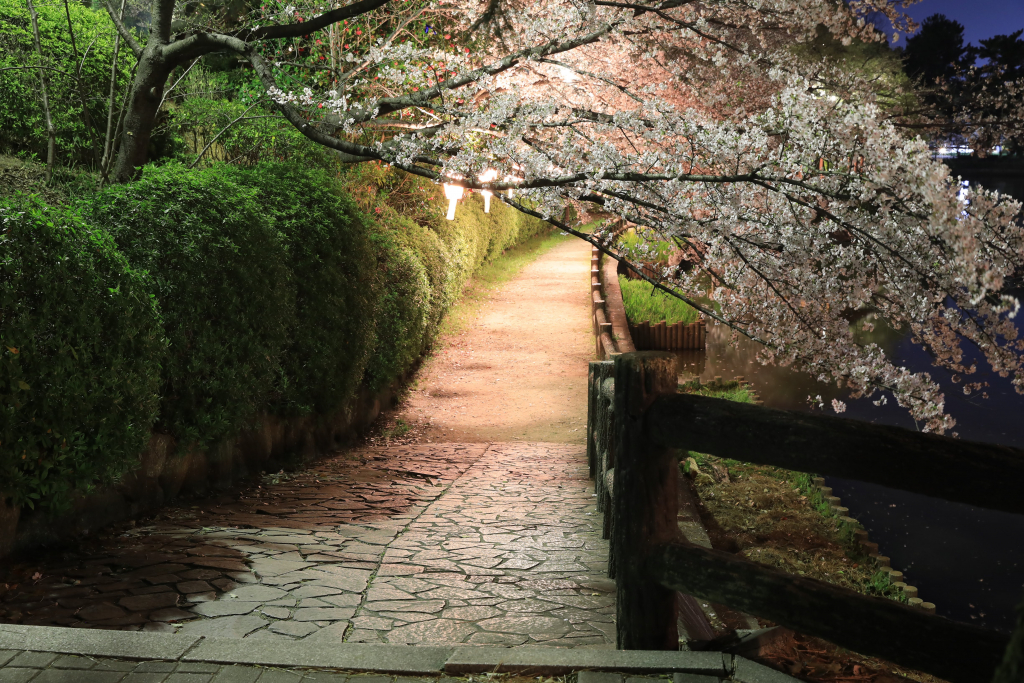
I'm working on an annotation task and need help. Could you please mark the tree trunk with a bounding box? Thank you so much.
[25,0,56,183]
[63,0,101,168]
[111,48,171,183]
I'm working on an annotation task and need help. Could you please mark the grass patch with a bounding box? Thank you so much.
[676,380,938,682]
[616,230,676,261]
[680,378,902,600]
[619,275,700,325]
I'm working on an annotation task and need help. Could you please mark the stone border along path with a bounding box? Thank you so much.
[0,623,798,682]
[0,443,616,647]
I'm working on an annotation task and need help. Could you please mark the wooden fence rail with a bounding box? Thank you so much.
[587,352,1022,683]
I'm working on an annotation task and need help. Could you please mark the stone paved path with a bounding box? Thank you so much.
[0,443,613,646]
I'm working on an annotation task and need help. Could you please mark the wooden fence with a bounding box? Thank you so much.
[587,352,1023,683]
[629,320,706,351]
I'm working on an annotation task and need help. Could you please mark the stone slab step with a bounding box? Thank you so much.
[0,624,800,681]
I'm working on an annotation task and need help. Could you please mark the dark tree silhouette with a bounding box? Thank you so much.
[903,14,974,85]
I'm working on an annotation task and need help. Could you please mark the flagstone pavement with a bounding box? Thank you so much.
[0,443,615,647]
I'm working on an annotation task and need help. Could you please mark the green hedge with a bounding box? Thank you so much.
[0,0,133,166]
[216,163,379,416]
[90,163,296,449]
[4,159,551,510]
[0,198,163,510]
[361,176,549,389]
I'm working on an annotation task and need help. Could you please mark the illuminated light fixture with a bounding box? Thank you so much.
[480,169,498,213]
[443,181,464,220]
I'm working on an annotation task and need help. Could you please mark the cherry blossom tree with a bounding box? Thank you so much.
[105,0,1024,432]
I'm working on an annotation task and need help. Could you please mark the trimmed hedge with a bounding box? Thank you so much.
[360,172,550,390]
[90,163,296,449]
[3,159,551,511]
[0,198,163,510]
[216,163,379,416]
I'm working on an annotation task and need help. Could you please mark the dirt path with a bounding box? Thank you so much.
[393,236,593,444]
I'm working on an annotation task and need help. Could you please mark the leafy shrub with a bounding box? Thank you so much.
[0,198,163,510]
[0,0,133,166]
[349,166,549,388]
[363,229,432,392]
[619,275,700,325]
[157,77,333,168]
[218,163,378,416]
[90,163,295,448]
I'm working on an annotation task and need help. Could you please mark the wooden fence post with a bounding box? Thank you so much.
[612,351,681,650]
[593,362,615,525]
[587,361,599,477]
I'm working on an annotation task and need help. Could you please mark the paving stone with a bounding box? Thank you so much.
[385,619,477,644]
[259,607,291,619]
[210,665,261,683]
[165,674,215,683]
[134,662,178,673]
[120,593,181,611]
[351,615,393,630]
[287,586,342,599]
[77,603,129,621]
[318,594,360,608]
[177,615,268,638]
[9,650,58,667]
[251,672,304,683]
[228,586,288,602]
[439,606,502,620]
[0,670,36,683]
[123,674,174,683]
[178,581,215,594]
[50,654,96,669]
[151,608,198,622]
[672,675,722,683]
[191,602,259,617]
[466,632,528,645]
[269,621,318,637]
[143,622,179,633]
[377,612,436,623]
[31,671,126,683]
[292,607,355,622]
[176,663,221,673]
[364,600,444,614]
[477,615,571,635]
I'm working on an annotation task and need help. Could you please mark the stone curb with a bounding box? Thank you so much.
[0,624,799,681]
[443,647,729,675]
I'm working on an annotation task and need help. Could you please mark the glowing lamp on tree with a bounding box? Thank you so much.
[443,181,464,220]
[480,169,498,213]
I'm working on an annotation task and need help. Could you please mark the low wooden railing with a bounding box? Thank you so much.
[587,352,1023,683]
[629,319,706,351]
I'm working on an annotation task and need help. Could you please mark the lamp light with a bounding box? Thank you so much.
[480,169,498,213]
[443,182,464,220]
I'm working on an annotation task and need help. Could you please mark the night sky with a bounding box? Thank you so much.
[889,0,1024,47]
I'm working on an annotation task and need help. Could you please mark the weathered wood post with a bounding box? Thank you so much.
[612,351,681,650]
[588,361,599,477]
[592,362,615,525]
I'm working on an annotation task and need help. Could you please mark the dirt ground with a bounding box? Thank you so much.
[390,236,593,444]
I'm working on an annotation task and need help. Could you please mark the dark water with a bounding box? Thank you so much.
[686,319,1024,633]
[679,160,1024,632]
